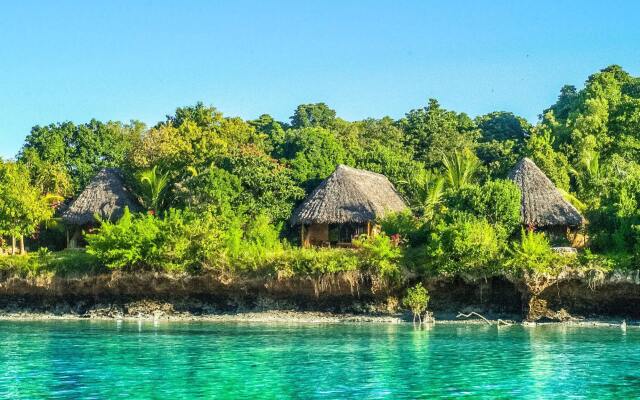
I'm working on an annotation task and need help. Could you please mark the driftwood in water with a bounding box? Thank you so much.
[456,311,513,326]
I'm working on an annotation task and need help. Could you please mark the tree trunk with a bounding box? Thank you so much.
[11,236,16,255]
[19,235,25,255]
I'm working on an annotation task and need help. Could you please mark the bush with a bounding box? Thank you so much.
[379,210,426,245]
[86,208,227,271]
[353,233,402,281]
[402,283,430,322]
[446,180,521,236]
[0,249,100,277]
[264,247,359,277]
[86,208,162,269]
[507,229,559,274]
[427,215,503,275]
[86,206,288,273]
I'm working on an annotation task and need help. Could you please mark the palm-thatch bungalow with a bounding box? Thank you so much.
[290,165,408,247]
[508,158,585,245]
[62,169,141,248]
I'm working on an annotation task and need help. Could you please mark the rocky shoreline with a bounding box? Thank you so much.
[0,300,633,328]
[1,270,640,324]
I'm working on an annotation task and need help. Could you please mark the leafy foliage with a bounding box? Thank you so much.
[290,103,337,129]
[426,215,503,275]
[10,65,640,278]
[139,166,170,213]
[0,162,53,243]
[475,111,530,178]
[445,180,521,235]
[401,99,479,168]
[401,169,445,220]
[507,230,559,274]
[18,120,144,192]
[353,234,402,281]
[403,283,430,322]
[278,127,349,191]
[442,149,481,190]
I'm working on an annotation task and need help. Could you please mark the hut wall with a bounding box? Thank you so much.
[304,223,329,247]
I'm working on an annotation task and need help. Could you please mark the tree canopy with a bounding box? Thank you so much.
[8,64,640,268]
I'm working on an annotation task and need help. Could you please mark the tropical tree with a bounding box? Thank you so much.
[278,127,349,191]
[524,126,571,190]
[442,149,480,190]
[139,166,170,213]
[18,120,144,192]
[289,103,337,129]
[401,99,479,168]
[402,169,445,221]
[173,165,242,214]
[475,111,530,178]
[403,283,430,323]
[0,162,53,254]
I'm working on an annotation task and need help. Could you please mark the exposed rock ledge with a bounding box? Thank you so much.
[0,269,639,322]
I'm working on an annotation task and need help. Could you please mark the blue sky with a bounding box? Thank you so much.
[1,1,639,158]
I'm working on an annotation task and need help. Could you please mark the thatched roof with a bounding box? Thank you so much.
[508,158,584,228]
[291,165,408,225]
[62,169,142,225]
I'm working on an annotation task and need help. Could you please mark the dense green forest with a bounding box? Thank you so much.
[2,65,640,280]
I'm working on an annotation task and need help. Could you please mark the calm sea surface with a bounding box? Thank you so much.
[0,320,638,399]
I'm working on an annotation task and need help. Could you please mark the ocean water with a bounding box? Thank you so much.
[0,320,638,399]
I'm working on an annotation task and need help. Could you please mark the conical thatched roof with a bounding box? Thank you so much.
[62,169,142,225]
[291,165,408,225]
[508,158,584,228]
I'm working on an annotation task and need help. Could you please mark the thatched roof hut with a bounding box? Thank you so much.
[291,165,407,226]
[508,158,584,228]
[62,169,141,226]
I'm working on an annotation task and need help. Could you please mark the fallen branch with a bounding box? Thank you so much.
[456,312,514,326]
[456,311,492,325]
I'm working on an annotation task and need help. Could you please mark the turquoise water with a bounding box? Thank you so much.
[0,321,638,399]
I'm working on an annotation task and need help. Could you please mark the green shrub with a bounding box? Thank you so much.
[379,210,426,245]
[403,283,430,322]
[445,180,521,235]
[86,208,217,271]
[0,250,100,277]
[265,247,359,276]
[86,208,162,269]
[45,250,101,275]
[427,215,503,275]
[507,229,558,274]
[154,210,224,271]
[353,233,402,280]
[86,206,286,273]
[578,248,619,272]
[0,254,35,275]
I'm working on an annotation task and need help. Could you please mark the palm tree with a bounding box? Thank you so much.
[403,169,445,221]
[579,149,600,181]
[570,150,601,207]
[442,148,480,190]
[140,166,169,213]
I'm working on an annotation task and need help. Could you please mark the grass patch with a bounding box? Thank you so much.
[0,249,103,277]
